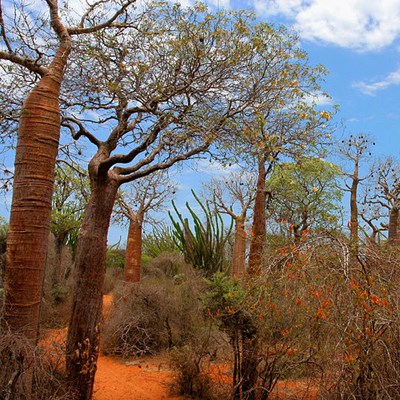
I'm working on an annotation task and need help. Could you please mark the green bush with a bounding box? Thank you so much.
[105,248,125,269]
[142,225,179,258]
[169,190,232,275]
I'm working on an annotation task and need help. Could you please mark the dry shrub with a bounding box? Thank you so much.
[169,325,230,400]
[170,346,217,400]
[142,251,186,279]
[0,329,70,400]
[101,257,205,357]
[299,241,400,399]
[39,283,72,329]
[103,266,124,294]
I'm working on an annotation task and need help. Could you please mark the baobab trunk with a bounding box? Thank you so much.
[243,159,265,399]
[232,217,246,278]
[124,215,143,282]
[2,39,71,342]
[248,159,267,276]
[66,175,119,400]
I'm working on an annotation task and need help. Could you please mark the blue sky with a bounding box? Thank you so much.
[106,0,400,243]
[239,0,400,158]
[2,0,400,244]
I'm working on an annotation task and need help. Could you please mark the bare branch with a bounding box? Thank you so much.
[0,51,47,76]
[117,141,210,184]
[67,0,136,35]
[99,114,170,172]
[0,1,12,52]
[62,117,102,147]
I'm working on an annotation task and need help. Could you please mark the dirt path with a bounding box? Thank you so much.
[93,354,182,400]
[41,295,318,399]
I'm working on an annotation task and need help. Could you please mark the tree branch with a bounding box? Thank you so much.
[67,0,136,35]
[117,141,210,184]
[0,51,47,76]
[62,117,102,147]
[99,114,170,172]
[0,1,12,52]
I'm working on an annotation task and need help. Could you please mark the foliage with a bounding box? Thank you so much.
[105,248,125,270]
[102,261,206,357]
[0,216,7,253]
[51,165,88,256]
[203,272,245,317]
[169,190,233,275]
[142,225,180,259]
[266,157,343,240]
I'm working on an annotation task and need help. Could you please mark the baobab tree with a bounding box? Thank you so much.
[205,170,257,276]
[362,157,400,245]
[114,171,175,282]
[243,105,333,275]
[0,0,135,348]
[266,158,342,244]
[338,134,374,260]
[60,4,307,397]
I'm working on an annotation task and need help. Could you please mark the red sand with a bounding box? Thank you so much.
[40,295,318,399]
[93,354,182,400]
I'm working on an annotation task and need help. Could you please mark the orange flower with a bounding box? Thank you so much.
[287,348,299,356]
[345,353,354,363]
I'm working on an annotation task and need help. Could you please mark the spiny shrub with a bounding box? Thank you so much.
[101,261,206,357]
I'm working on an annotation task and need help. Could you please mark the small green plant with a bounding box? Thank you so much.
[142,224,179,258]
[169,190,233,275]
[105,248,125,269]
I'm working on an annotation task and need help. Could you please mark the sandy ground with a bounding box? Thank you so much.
[93,354,182,400]
[41,295,318,400]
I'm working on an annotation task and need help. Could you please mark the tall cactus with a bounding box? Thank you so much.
[169,190,233,275]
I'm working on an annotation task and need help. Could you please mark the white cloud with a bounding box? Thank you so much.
[206,0,231,8]
[169,0,195,8]
[303,91,333,106]
[195,159,239,177]
[253,0,400,51]
[353,68,400,95]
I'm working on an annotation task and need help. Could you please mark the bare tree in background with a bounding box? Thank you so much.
[362,157,400,245]
[206,170,256,277]
[338,134,374,261]
[115,171,175,282]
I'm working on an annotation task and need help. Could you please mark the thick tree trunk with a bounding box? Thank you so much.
[124,215,143,282]
[248,159,267,275]
[66,176,119,400]
[2,45,70,342]
[388,207,399,245]
[232,217,246,278]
